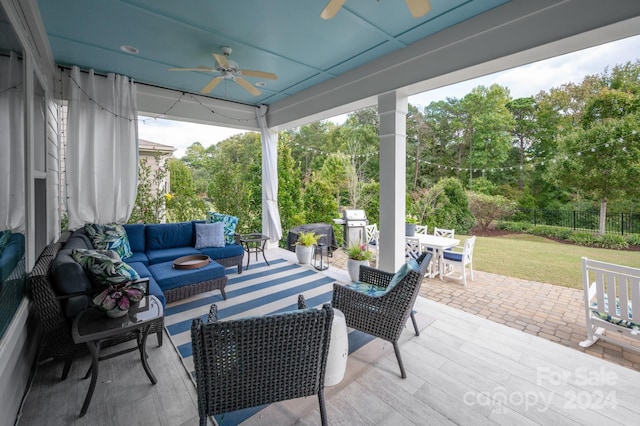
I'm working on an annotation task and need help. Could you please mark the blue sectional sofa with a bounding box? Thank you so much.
[50,221,244,318]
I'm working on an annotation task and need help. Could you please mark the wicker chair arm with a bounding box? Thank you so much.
[207,304,218,323]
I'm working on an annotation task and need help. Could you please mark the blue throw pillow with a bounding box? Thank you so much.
[84,223,133,259]
[386,260,419,293]
[206,212,239,245]
[71,248,140,287]
[194,222,226,248]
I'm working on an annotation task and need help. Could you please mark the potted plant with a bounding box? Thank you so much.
[93,281,146,318]
[405,215,419,237]
[346,243,373,282]
[295,231,323,264]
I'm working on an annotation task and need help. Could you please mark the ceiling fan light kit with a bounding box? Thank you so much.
[321,0,431,20]
[168,46,277,96]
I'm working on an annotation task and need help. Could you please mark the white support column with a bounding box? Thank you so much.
[377,91,407,273]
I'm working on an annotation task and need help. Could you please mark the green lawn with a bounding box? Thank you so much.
[468,234,640,289]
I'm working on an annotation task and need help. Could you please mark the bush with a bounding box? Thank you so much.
[496,221,531,233]
[568,232,596,246]
[593,234,629,250]
[626,234,640,246]
[468,193,516,230]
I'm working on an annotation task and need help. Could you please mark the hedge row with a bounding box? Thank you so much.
[496,222,640,250]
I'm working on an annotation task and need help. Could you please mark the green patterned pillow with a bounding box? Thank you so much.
[71,248,140,287]
[84,223,133,259]
[206,212,239,245]
[0,230,11,253]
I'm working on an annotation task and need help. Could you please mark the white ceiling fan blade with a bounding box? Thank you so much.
[406,0,431,18]
[235,77,261,96]
[321,0,346,20]
[213,53,230,68]
[201,76,223,94]
[239,69,278,80]
[168,66,214,72]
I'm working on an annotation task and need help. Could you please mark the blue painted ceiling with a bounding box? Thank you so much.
[36,0,509,106]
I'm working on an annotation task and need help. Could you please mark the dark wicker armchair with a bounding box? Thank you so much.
[332,251,432,379]
[191,296,334,426]
[27,242,163,380]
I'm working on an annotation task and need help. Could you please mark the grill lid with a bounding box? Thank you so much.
[343,209,367,221]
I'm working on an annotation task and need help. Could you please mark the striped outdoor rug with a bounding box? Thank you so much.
[164,258,374,425]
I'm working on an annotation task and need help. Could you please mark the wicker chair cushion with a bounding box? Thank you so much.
[194,222,225,249]
[206,212,239,244]
[347,258,419,297]
[84,223,133,259]
[71,248,140,286]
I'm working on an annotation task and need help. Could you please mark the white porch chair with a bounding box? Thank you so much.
[441,236,476,286]
[433,227,455,238]
[415,225,428,234]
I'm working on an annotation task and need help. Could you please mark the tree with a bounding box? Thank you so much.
[128,151,169,224]
[166,159,206,222]
[277,135,304,236]
[554,62,640,233]
[468,192,516,230]
[506,97,538,190]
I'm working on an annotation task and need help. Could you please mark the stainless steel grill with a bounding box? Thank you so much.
[334,209,368,248]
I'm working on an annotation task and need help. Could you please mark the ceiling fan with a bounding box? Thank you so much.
[168,46,277,96]
[321,0,431,19]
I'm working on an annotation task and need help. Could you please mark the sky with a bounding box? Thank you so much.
[138,34,640,158]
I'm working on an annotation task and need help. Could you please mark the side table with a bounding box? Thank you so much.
[71,295,164,417]
[239,233,269,270]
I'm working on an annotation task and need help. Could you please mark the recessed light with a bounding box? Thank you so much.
[255,81,267,87]
[120,45,139,54]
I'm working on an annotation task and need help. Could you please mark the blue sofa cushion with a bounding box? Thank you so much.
[146,222,194,250]
[148,259,225,292]
[51,249,94,295]
[198,244,244,260]
[123,223,146,252]
[146,246,202,265]
[126,251,149,265]
[127,262,166,307]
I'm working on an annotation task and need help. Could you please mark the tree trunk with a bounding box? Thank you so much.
[599,198,607,235]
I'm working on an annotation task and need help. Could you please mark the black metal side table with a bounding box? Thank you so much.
[239,233,270,270]
[71,295,163,417]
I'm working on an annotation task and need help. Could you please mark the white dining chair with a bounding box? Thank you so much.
[433,227,455,239]
[366,224,379,245]
[441,236,476,286]
[415,225,428,235]
[404,237,421,260]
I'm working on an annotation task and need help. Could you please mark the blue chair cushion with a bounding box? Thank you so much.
[198,244,244,260]
[443,251,463,262]
[148,259,225,292]
[146,246,202,265]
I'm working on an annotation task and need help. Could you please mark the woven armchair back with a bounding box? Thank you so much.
[27,242,79,361]
[191,304,334,424]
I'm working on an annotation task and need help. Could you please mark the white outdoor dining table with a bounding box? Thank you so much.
[410,234,460,279]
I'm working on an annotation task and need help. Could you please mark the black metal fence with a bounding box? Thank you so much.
[502,209,640,235]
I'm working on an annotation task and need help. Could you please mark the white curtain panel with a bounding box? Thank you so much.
[66,66,138,230]
[256,105,283,243]
[0,52,25,232]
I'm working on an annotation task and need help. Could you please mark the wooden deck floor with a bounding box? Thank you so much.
[17,248,640,425]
